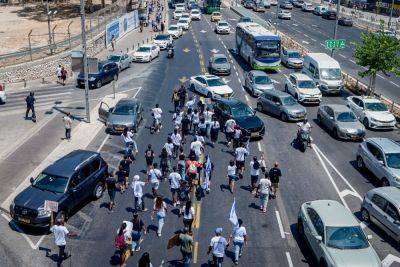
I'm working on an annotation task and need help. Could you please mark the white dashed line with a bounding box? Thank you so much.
[349,59,356,64]
[304,34,309,38]
[233,65,237,70]
[339,53,345,58]
[283,74,288,78]
[377,74,385,79]
[257,142,262,152]
[310,38,316,42]
[235,71,239,77]
[302,41,310,44]
[312,24,318,27]
[244,95,250,102]
[237,78,242,84]
[390,81,400,88]
[275,210,286,239]
[286,252,294,267]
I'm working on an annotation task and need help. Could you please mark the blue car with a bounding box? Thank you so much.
[77,60,119,89]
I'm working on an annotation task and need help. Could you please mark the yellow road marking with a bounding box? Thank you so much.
[201,67,207,74]
[193,204,201,228]
[193,241,199,264]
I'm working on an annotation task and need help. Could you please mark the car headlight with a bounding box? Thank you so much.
[370,117,378,122]
[88,77,96,82]
[38,209,52,217]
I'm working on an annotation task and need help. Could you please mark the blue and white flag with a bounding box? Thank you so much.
[202,156,212,191]
[229,198,239,227]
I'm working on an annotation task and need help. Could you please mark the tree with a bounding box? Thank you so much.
[354,28,400,95]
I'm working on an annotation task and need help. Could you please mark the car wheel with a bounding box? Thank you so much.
[333,128,339,139]
[93,182,104,199]
[361,208,370,222]
[281,112,288,122]
[357,156,365,169]
[297,218,304,237]
[257,103,263,112]
[363,118,369,128]
[96,80,102,88]
[381,177,390,187]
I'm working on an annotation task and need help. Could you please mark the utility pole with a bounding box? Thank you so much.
[331,0,341,57]
[388,0,395,30]
[80,0,91,123]
[46,0,53,54]
[275,3,280,34]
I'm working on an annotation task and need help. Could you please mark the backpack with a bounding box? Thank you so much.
[253,160,260,170]
[114,234,126,249]
[188,161,197,174]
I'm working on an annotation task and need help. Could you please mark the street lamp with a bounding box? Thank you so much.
[388,0,395,30]
[80,0,91,122]
[331,0,341,57]
[46,1,57,54]
[275,2,280,34]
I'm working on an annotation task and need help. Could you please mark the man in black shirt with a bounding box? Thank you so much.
[144,144,155,171]
[105,173,117,211]
[25,92,36,122]
[269,162,282,199]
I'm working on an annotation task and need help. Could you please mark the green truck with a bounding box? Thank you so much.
[203,0,221,14]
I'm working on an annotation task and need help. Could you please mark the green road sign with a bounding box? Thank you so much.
[325,39,346,49]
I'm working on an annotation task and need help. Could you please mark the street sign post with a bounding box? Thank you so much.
[325,39,346,50]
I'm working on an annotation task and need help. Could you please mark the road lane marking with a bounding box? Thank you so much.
[257,142,262,152]
[244,95,249,103]
[193,241,199,263]
[382,254,400,267]
[390,81,400,88]
[310,38,316,42]
[377,74,385,79]
[286,252,294,267]
[194,204,201,228]
[349,59,356,64]
[275,210,286,239]
[304,34,309,38]
[97,134,110,153]
[302,41,310,44]
[233,65,237,70]
[339,53,345,58]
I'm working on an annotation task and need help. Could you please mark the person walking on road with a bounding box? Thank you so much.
[61,66,67,86]
[249,154,264,194]
[224,116,236,147]
[159,147,170,178]
[169,166,182,206]
[114,223,128,267]
[63,112,73,140]
[132,175,147,212]
[269,162,282,199]
[131,212,147,252]
[210,117,220,146]
[235,143,249,179]
[178,85,187,109]
[191,109,200,134]
[171,128,182,158]
[228,219,247,265]
[207,228,229,267]
[258,172,271,213]
[25,92,36,122]
[148,163,162,197]
[111,35,116,51]
[121,128,138,155]
[161,21,165,32]
[179,227,194,267]
[56,64,62,83]
[172,88,180,113]
[152,196,167,237]
[145,144,155,172]
[227,160,237,194]
[183,200,195,233]
[120,155,132,187]
[105,172,118,211]
[50,218,75,264]
[138,252,153,267]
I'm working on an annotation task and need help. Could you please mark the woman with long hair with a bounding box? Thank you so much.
[152,196,167,237]
[183,200,195,233]
[138,252,153,267]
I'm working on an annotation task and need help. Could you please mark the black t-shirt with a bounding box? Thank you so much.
[182,118,191,131]
[145,149,154,161]
[106,177,117,191]
[119,159,131,172]
[269,167,282,183]
[132,219,144,231]
[116,170,126,181]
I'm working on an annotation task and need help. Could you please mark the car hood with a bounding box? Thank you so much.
[326,247,381,267]
[217,25,229,29]
[108,113,137,125]
[254,83,275,91]
[337,121,365,132]
[78,72,98,79]
[14,186,64,210]
[365,111,395,122]
[298,88,320,95]
[154,40,168,44]
[133,51,150,57]
[234,115,264,130]
[208,85,233,95]
[285,104,306,114]
[288,58,303,64]
[323,80,343,86]
[168,30,178,34]
[212,63,230,69]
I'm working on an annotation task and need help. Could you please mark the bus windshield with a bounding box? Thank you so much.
[255,40,280,58]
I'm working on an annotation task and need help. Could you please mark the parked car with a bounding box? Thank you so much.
[175,3,185,11]
[209,53,231,75]
[357,138,400,187]
[0,84,6,104]
[284,73,322,104]
[188,74,233,99]
[361,187,400,242]
[77,61,119,89]
[298,200,381,267]
[244,70,275,96]
[214,98,265,138]
[153,34,173,50]
[376,29,397,38]
[338,16,353,26]
[177,18,190,30]
[190,9,201,20]
[280,1,293,9]
[263,0,271,8]
[270,0,278,5]
[243,0,254,8]
[313,5,328,15]
[239,16,253,22]
[173,10,183,20]
[253,3,266,12]
[257,89,307,121]
[292,0,303,7]
[132,44,160,63]
[98,98,143,133]
[215,20,230,34]
[301,2,313,11]
[280,48,303,68]
[322,10,337,20]
[346,96,396,129]
[210,11,222,22]
[278,10,292,19]
[10,150,108,227]
[317,104,365,140]
[107,53,132,72]
[167,24,183,38]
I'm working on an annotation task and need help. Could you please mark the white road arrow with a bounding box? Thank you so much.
[210,49,219,53]
[382,254,400,267]
[200,30,207,33]
[292,23,298,26]
[229,18,237,21]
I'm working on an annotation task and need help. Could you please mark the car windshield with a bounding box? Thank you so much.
[108,55,121,61]
[155,35,169,40]
[255,40,281,58]
[207,78,225,87]
[33,173,69,194]
[365,102,388,112]
[386,153,400,169]
[192,11,199,14]
[231,104,254,117]
[169,26,178,30]
[214,57,228,64]
[288,52,301,58]
[320,68,342,80]
[138,47,150,52]
[219,22,228,26]
[254,75,272,84]
[175,10,182,14]
[182,15,190,18]
[282,96,297,106]
[179,19,188,23]
[336,111,357,122]
[113,104,137,115]
[326,226,369,249]
[213,12,221,16]
[298,80,316,88]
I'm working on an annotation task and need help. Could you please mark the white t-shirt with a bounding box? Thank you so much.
[169,172,182,189]
[171,133,182,146]
[63,116,72,129]
[204,111,214,123]
[152,107,163,119]
[192,113,200,124]
[211,121,220,130]
[225,119,236,133]
[233,226,247,242]
[300,122,311,132]
[173,112,183,125]
[131,180,146,197]
[186,99,195,109]
[198,122,207,129]
[210,236,228,257]
[190,140,203,156]
[121,131,134,143]
[164,142,174,156]
[259,178,271,194]
[235,147,249,162]
[183,206,195,220]
[234,129,241,139]
[227,165,236,176]
[250,160,262,176]
[50,225,69,246]
[149,169,162,183]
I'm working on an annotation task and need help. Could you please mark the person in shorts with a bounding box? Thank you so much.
[227,160,238,194]
[105,172,117,211]
[249,154,264,194]
[235,143,249,179]
[269,162,282,199]
[148,163,162,197]
[145,144,155,171]
[116,165,127,193]
[224,116,236,148]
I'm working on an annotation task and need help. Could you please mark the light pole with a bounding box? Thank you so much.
[46,0,57,54]
[388,0,395,30]
[331,0,341,57]
[80,0,91,122]
[275,3,280,34]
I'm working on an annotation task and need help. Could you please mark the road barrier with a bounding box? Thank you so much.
[230,5,400,119]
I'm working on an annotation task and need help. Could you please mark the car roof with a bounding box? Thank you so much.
[368,187,400,207]
[141,44,153,48]
[308,200,358,227]
[357,96,382,103]
[201,74,219,80]
[290,73,312,80]
[212,53,227,59]
[366,138,400,153]
[43,150,99,178]
[323,104,351,113]
[264,89,291,98]
[116,98,139,106]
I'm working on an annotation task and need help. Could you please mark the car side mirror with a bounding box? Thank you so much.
[329,116,334,120]
[30,177,34,184]
[378,160,385,166]
[367,234,373,240]
[109,107,114,113]
[68,187,76,195]
[275,102,281,106]
[315,235,322,242]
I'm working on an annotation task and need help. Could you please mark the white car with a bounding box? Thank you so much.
[181,13,191,22]
[347,96,396,129]
[132,44,160,63]
[191,9,201,20]
[270,0,278,5]
[107,53,133,72]
[153,34,173,50]
[188,74,234,99]
[167,24,183,38]
[0,84,6,104]
[175,3,185,11]
[285,73,322,104]
[215,20,230,34]
[177,18,190,30]
[301,2,313,11]
[278,10,292,19]
[173,10,183,20]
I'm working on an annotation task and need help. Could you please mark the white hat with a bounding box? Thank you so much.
[133,175,140,181]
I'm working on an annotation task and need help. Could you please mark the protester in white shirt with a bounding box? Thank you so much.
[190,136,203,160]
[183,200,195,233]
[235,143,249,178]
[191,109,200,133]
[204,107,214,137]
[148,163,162,197]
[207,228,229,266]
[249,153,264,194]
[228,219,247,265]
[164,138,174,158]
[168,166,182,206]
[50,219,73,262]
[258,173,272,213]
[171,128,182,158]
[227,160,237,193]
[63,112,73,140]
[121,127,138,153]
[131,175,147,211]
[152,104,163,132]
[224,117,236,147]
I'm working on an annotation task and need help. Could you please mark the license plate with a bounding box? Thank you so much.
[251,132,258,137]
[18,217,30,224]
[115,127,124,131]
[224,94,229,97]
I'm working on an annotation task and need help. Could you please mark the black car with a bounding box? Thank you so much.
[214,98,265,139]
[77,60,119,89]
[10,150,108,228]
[338,16,353,26]
[322,10,337,20]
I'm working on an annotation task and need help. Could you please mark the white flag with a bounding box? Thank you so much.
[229,198,239,227]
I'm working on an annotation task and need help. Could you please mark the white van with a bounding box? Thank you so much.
[175,3,185,11]
[302,53,343,95]
[313,5,328,15]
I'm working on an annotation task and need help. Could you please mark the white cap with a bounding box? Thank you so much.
[133,175,140,181]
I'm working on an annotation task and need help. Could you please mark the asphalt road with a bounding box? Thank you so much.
[1,6,400,267]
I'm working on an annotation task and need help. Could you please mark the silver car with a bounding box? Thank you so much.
[257,90,306,121]
[361,187,400,242]
[298,200,381,267]
[107,53,133,72]
[98,98,143,133]
[209,54,231,75]
[244,70,275,97]
[317,104,365,141]
[281,48,303,68]
[357,137,400,187]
